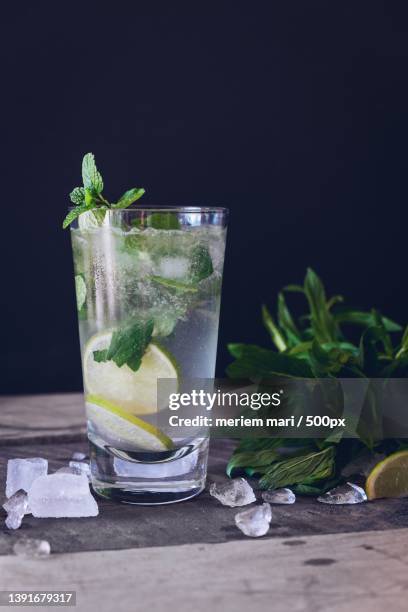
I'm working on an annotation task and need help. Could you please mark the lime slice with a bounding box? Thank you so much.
[83,331,179,415]
[75,275,87,311]
[366,450,408,500]
[86,395,173,451]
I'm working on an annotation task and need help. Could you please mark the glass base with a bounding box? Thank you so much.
[92,482,204,505]
[89,435,209,505]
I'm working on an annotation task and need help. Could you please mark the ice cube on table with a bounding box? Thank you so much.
[158,256,190,280]
[3,489,30,515]
[69,461,91,480]
[5,514,23,530]
[28,473,99,518]
[13,538,51,559]
[3,489,30,530]
[6,458,48,498]
[262,488,296,504]
[71,451,87,461]
[235,503,272,537]
[317,482,367,505]
[209,478,256,507]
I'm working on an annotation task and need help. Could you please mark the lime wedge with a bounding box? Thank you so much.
[75,275,87,311]
[366,450,408,500]
[86,395,173,451]
[83,331,178,415]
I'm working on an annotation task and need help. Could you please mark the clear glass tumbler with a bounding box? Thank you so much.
[70,206,228,504]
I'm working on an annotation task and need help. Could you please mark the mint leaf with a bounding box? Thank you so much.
[226,344,313,379]
[190,245,213,283]
[93,349,108,363]
[304,268,338,344]
[262,304,287,352]
[82,153,104,194]
[148,213,180,230]
[259,446,336,490]
[62,203,92,229]
[64,153,146,229]
[113,188,145,209]
[333,308,402,332]
[93,319,154,372]
[70,187,85,205]
[150,276,198,293]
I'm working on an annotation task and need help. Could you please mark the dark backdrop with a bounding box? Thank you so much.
[1,1,408,394]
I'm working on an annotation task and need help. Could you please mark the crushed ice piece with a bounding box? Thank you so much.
[6,458,48,498]
[209,478,256,507]
[262,488,296,504]
[69,461,91,480]
[235,503,272,537]
[158,256,190,280]
[3,490,30,530]
[114,450,198,478]
[317,482,367,505]
[5,513,23,530]
[28,473,99,518]
[3,489,30,515]
[71,452,87,461]
[341,452,386,478]
[13,538,51,559]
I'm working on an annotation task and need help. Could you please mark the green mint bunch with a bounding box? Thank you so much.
[226,268,408,493]
[63,153,145,229]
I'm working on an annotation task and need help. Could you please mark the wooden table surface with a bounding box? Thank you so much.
[1,393,408,611]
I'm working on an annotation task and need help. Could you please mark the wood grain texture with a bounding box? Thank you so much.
[0,394,85,444]
[1,439,408,555]
[1,528,408,612]
[1,393,408,557]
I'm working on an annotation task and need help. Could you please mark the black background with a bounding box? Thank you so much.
[1,1,408,394]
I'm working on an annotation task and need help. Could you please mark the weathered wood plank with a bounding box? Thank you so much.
[1,528,408,612]
[1,440,408,555]
[0,394,86,445]
[1,394,408,556]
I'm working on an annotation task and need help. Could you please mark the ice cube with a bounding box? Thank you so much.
[235,503,272,537]
[13,538,51,559]
[158,256,190,280]
[262,488,296,504]
[6,458,48,498]
[114,450,198,478]
[209,478,256,507]
[317,482,367,505]
[28,473,99,518]
[5,513,23,530]
[3,490,30,530]
[71,452,87,461]
[55,466,76,474]
[69,461,91,480]
[3,489,30,515]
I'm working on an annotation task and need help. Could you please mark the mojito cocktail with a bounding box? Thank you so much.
[70,199,227,503]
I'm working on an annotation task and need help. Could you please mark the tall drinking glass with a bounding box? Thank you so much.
[70,207,228,504]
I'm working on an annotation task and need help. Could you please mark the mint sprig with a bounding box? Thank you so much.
[226,267,407,493]
[63,153,145,229]
[94,319,154,372]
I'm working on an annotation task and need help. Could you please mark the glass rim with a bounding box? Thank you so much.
[68,205,229,214]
